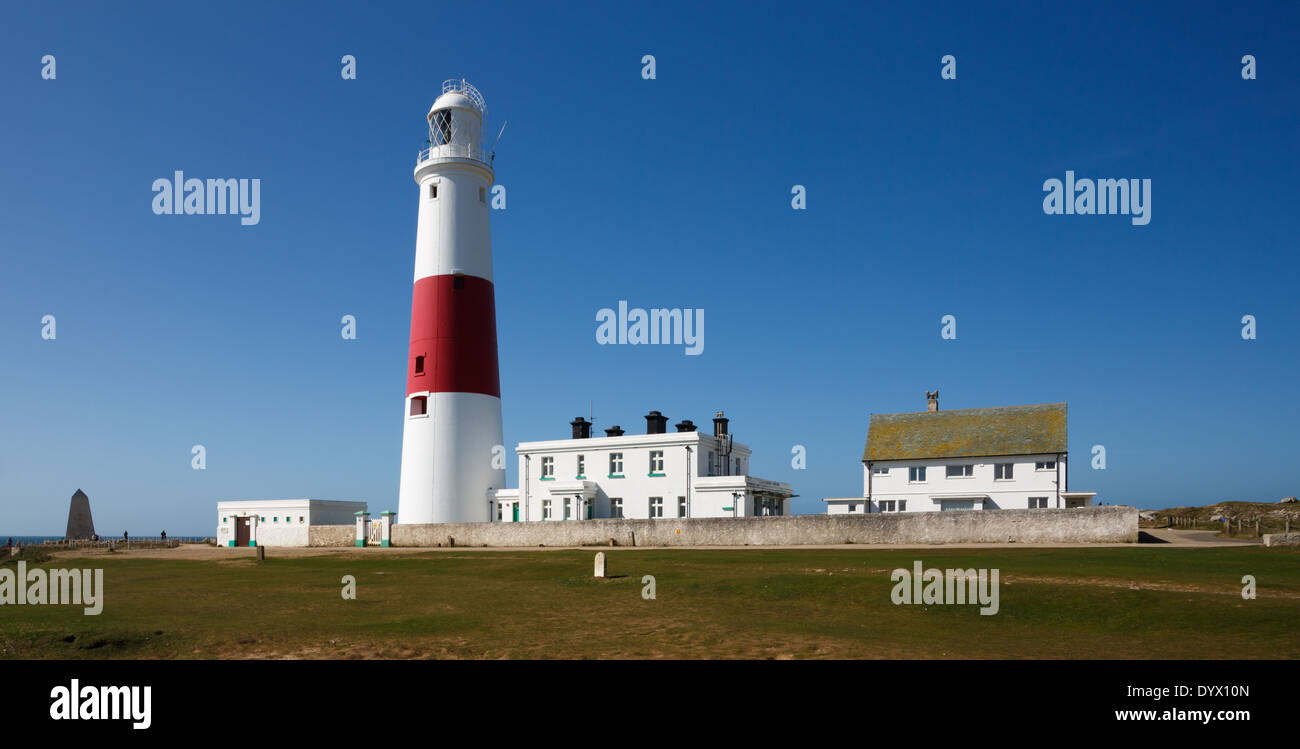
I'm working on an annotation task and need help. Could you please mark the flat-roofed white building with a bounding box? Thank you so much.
[217,499,367,547]
[825,393,1096,514]
[489,411,794,522]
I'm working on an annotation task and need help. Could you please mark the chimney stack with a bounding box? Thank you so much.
[674,419,697,433]
[644,410,668,435]
[604,425,625,437]
[713,411,729,438]
[570,416,592,439]
[926,391,939,412]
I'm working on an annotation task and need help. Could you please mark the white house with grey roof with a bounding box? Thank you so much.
[825,392,1096,514]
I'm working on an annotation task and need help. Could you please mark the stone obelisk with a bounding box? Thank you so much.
[65,489,96,540]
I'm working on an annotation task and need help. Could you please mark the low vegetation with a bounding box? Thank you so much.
[2,546,1297,659]
[1140,499,1300,536]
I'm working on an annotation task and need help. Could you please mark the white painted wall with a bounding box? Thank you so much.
[217,500,367,547]
[824,498,868,515]
[501,431,788,522]
[399,392,505,524]
[860,453,1072,513]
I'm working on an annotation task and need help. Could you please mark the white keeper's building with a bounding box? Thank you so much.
[217,499,367,547]
[825,393,1096,514]
[489,411,794,522]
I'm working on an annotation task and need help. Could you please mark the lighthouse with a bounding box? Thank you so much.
[397,79,504,524]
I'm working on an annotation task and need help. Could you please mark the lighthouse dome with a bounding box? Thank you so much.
[428,79,486,119]
[428,91,478,119]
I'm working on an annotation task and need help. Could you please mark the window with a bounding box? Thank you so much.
[496,504,502,521]
[541,456,554,479]
[881,500,896,512]
[433,110,452,143]
[299,516,305,523]
[609,453,624,476]
[649,497,664,518]
[995,463,1014,480]
[273,517,278,522]
[564,499,572,520]
[899,500,907,512]
[479,186,486,202]
[848,504,858,513]
[678,496,687,518]
[1029,497,1048,509]
[908,466,927,483]
[542,500,552,520]
[428,183,438,199]
[872,466,889,476]
[414,355,425,375]
[1035,461,1056,471]
[576,454,585,477]
[946,464,973,478]
[409,396,427,416]
[453,274,465,290]
[735,458,740,475]
[611,498,623,518]
[222,517,227,523]
[707,451,715,476]
[649,450,664,475]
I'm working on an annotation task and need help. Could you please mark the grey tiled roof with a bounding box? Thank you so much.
[864,403,1067,462]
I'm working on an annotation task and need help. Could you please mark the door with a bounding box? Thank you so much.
[512,504,519,522]
[235,517,250,547]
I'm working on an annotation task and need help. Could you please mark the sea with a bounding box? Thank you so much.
[3,535,210,544]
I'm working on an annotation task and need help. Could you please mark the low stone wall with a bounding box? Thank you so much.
[382,506,1137,548]
[1262,533,1300,547]
[308,525,354,547]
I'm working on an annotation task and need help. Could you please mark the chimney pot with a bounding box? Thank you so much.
[712,411,730,437]
[604,425,625,437]
[675,419,697,433]
[926,390,939,412]
[570,417,592,440]
[644,411,668,435]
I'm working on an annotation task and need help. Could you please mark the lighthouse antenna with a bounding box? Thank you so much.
[490,120,508,164]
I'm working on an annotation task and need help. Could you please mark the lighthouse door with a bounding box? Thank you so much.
[235,517,250,547]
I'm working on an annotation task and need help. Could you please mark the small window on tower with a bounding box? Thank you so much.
[429,183,438,199]
[410,396,428,417]
[479,186,486,202]
[453,275,465,290]
[414,355,425,375]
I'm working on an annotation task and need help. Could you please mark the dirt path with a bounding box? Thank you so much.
[35,533,1267,563]
[1140,528,1262,546]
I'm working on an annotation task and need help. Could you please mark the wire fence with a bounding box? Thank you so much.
[4,537,215,553]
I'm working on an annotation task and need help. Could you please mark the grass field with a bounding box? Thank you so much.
[2,546,1298,659]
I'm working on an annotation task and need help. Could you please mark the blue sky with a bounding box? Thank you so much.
[1,1,1297,534]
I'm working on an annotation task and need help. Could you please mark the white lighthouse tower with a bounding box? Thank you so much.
[397,79,505,525]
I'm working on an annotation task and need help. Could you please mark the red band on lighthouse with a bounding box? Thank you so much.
[406,274,501,398]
